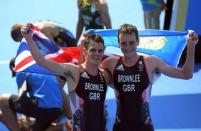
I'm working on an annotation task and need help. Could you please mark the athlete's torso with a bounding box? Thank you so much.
[113,56,153,131]
[35,21,76,47]
[69,67,107,131]
[80,0,104,30]
[53,26,76,47]
[141,0,162,11]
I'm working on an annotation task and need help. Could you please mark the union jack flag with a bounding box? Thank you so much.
[14,28,80,75]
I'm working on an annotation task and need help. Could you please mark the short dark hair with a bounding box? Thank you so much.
[117,24,139,42]
[11,24,23,42]
[83,34,105,49]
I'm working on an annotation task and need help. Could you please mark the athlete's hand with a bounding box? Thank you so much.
[21,23,33,39]
[78,33,88,64]
[187,30,199,47]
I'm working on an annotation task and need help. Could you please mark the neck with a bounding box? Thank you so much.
[82,62,99,75]
[123,53,139,66]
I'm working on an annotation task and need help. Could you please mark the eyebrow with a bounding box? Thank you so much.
[120,40,135,43]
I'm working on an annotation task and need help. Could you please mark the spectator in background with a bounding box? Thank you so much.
[140,0,166,29]
[76,0,112,43]
[11,20,76,47]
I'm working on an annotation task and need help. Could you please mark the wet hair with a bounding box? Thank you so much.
[11,23,23,42]
[83,34,105,49]
[9,57,16,77]
[117,23,139,42]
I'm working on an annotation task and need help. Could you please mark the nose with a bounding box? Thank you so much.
[95,51,100,55]
[95,49,104,55]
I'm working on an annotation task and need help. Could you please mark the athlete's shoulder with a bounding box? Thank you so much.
[143,54,158,61]
[101,55,119,72]
[104,55,120,63]
[143,54,164,71]
[102,55,119,67]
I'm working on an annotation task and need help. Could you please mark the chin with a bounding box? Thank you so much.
[92,62,100,67]
[95,60,101,64]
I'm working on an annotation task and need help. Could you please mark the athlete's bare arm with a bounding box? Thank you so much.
[21,23,78,90]
[76,0,85,43]
[101,55,118,76]
[146,31,198,80]
[99,0,112,29]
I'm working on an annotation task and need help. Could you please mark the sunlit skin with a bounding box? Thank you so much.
[82,41,105,74]
[119,33,139,66]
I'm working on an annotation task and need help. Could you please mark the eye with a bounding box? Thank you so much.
[120,42,127,46]
[129,41,135,46]
[90,48,96,53]
[98,49,104,54]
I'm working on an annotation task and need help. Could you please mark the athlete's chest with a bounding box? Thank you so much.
[76,71,107,101]
[113,60,149,94]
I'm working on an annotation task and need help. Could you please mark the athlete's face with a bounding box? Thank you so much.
[119,33,139,56]
[85,40,105,65]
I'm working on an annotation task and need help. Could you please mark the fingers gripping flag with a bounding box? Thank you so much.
[14,28,80,75]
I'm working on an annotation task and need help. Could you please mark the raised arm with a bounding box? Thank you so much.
[21,24,73,77]
[152,30,199,79]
